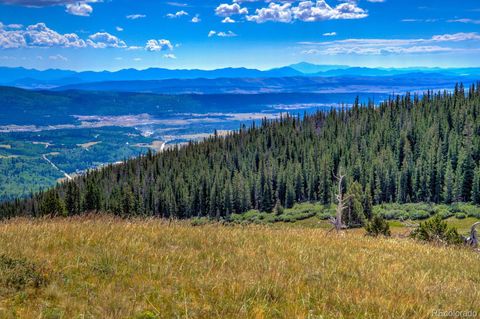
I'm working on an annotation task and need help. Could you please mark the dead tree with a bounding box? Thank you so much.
[465,222,480,247]
[328,172,351,233]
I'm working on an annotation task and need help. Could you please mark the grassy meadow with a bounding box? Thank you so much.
[0,216,479,319]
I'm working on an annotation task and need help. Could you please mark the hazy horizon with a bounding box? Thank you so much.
[3,62,480,73]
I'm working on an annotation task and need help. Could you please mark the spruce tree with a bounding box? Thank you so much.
[472,166,480,205]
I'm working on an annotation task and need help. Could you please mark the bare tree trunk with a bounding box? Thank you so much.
[467,222,480,247]
[328,172,350,233]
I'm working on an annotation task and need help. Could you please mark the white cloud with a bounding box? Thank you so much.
[292,1,368,22]
[246,0,367,23]
[126,14,146,20]
[298,32,480,56]
[49,54,67,61]
[0,0,100,16]
[126,45,143,50]
[215,3,248,17]
[366,0,385,2]
[145,39,173,51]
[87,32,126,48]
[246,3,292,23]
[0,22,88,48]
[222,17,236,23]
[167,2,187,7]
[5,24,23,29]
[116,26,123,31]
[431,32,480,42]
[0,22,133,50]
[447,18,480,25]
[402,18,438,23]
[191,14,201,23]
[163,53,176,59]
[65,2,92,16]
[166,10,188,18]
[323,31,336,36]
[0,0,95,5]
[208,30,237,37]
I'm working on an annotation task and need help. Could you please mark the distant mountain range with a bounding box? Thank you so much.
[1,63,479,90]
[54,74,476,95]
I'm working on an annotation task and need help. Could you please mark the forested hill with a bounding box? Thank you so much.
[2,84,480,219]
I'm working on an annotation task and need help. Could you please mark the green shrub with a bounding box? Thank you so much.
[41,307,64,319]
[410,215,463,245]
[410,210,430,220]
[190,217,210,226]
[365,215,391,237]
[455,213,466,219]
[134,310,158,319]
[273,201,284,216]
[0,255,48,292]
[436,208,453,219]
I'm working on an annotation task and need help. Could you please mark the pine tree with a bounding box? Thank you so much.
[65,182,80,216]
[121,185,134,216]
[285,176,295,209]
[363,183,373,220]
[472,166,480,205]
[443,160,454,203]
[39,190,64,217]
[345,181,365,227]
[84,181,101,212]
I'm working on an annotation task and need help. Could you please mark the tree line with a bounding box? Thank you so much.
[1,83,480,220]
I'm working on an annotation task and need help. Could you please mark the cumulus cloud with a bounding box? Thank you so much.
[0,22,129,49]
[208,30,237,37]
[163,53,176,59]
[222,17,236,23]
[65,2,93,16]
[246,3,292,23]
[166,10,188,18]
[323,31,336,36]
[126,14,146,20]
[191,14,201,23]
[116,26,123,31]
[145,39,173,51]
[246,0,367,23]
[215,3,248,17]
[87,32,126,48]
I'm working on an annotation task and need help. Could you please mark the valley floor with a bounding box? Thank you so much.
[0,217,479,319]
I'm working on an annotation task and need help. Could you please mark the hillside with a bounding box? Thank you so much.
[0,217,479,318]
[0,86,376,201]
[1,83,479,219]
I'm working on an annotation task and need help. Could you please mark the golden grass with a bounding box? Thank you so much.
[0,216,479,319]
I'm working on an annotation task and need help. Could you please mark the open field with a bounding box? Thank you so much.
[0,217,479,319]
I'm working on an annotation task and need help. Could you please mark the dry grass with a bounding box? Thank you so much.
[0,216,479,319]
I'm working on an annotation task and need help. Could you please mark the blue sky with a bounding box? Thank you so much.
[0,0,479,71]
